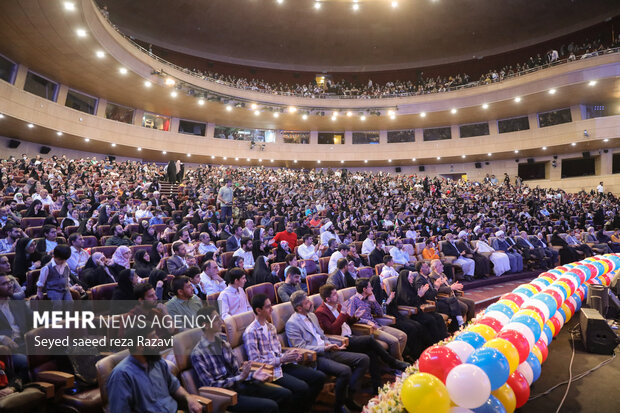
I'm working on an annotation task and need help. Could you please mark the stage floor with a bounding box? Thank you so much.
[519,315,620,413]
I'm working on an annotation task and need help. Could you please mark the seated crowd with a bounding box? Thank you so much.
[0,153,619,412]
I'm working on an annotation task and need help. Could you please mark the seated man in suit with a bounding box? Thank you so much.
[442,233,475,281]
[286,290,369,413]
[226,225,243,252]
[166,241,197,276]
[531,232,560,266]
[491,231,523,273]
[315,284,408,394]
[515,231,550,269]
[429,259,475,322]
[368,238,387,268]
[326,258,355,290]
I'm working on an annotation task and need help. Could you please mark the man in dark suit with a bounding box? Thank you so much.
[368,238,387,268]
[0,273,32,381]
[326,258,355,290]
[531,232,559,266]
[225,225,243,252]
[515,231,550,269]
[166,241,196,276]
[441,233,475,281]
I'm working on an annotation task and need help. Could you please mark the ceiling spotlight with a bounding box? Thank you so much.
[412,158,416,161]
[288,106,297,113]
[331,116,337,121]
[27,123,34,128]
[223,156,228,160]
[360,115,366,121]
[56,131,63,136]
[352,3,359,11]
[270,159,274,163]
[571,142,576,146]
[461,154,466,158]
[436,156,441,160]
[188,154,192,157]
[389,114,396,120]
[276,0,284,4]
[162,151,167,154]
[317,160,321,164]
[137,147,142,151]
[364,160,368,163]
[603,138,609,142]
[332,111,339,117]
[387,110,395,116]
[198,99,205,105]
[293,159,298,163]
[170,91,177,98]
[234,157,238,161]
[302,114,308,120]
[314,2,321,10]
[76,28,87,37]
[0,114,4,118]
[165,78,175,86]
[63,2,76,11]
[258,159,263,162]
[514,97,522,103]
[119,67,128,75]
[346,111,353,117]
[111,143,116,147]
[254,110,260,116]
[542,146,547,150]
[388,159,392,163]
[246,158,250,161]
[514,149,519,153]
[420,112,426,118]
[250,103,258,110]
[482,103,489,109]
[451,108,457,114]
[340,160,344,164]
[273,112,279,118]
[144,80,152,87]
[211,155,215,159]
[487,152,492,156]
[95,50,105,58]
[84,138,90,142]
[588,80,597,87]
[548,88,556,94]
[225,105,232,111]
[391,1,398,8]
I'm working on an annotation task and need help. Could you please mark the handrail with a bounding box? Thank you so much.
[98,7,619,101]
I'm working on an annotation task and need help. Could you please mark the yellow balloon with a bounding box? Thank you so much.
[497,299,519,314]
[546,320,556,336]
[555,281,573,297]
[515,309,544,331]
[531,344,543,365]
[492,383,517,413]
[401,373,451,413]
[468,323,497,341]
[522,284,540,295]
[539,276,554,285]
[561,303,573,322]
[484,338,519,374]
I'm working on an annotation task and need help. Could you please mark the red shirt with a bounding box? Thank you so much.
[271,230,298,249]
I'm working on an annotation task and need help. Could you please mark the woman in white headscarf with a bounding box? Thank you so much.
[476,233,511,276]
[109,245,132,280]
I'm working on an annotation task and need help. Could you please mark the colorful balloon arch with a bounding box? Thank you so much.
[364,254,620,413]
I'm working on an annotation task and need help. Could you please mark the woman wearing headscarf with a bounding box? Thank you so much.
[61,209,81,232]
[110,269,138,314]
[141,224,158,245]
[24,199,46,217]
[150,241,168,268]
[148,269,169,300]
[13,237,43,285]
[133,249,155,278]
[248,255,280,287]
[275,240,291,262]
[109,245,132,281]
[396,269,449,342]
[80,252,116,287]
[370,275,433,361]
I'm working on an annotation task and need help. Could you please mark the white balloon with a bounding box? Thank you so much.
[450,408,475,413]
[484,311,510,327]
[539,328,549,346]
[517,361,534,385]
[445,340,475,363]
[502,322,535,350]
[446,364,492,409]
[522,299,550,323]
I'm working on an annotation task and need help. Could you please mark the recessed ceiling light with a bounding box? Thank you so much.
[223,156,227,160]
[165,78,175,86]
[571,142,576,146]
[84,138,90,142]
[388,159,392,163]
[111,143,116,147]
[603,138,609,142]
[436,156,441,160]
[548,89,556,94]
[270,159,274,163]
[27,123,34,128]
[247,158,250,161]
[391,1,398,8]
[250,103,258,109]
[144,81,152,87]
[360,115,366,121]
[254,110,260,116]
[170,91,177,98]
[234,157,238,161]
[302,114,308,120]
[346,111,353,117]
[588,80,597,87]
[0,114,4,119]
[137,147,142,151]
[198,99,205,105]
[288,106,297,113]
[332,111,339,117]
[389,114,396,120]
[64,2,76,11]
[95,50,105,58]
[412,158,416,161]
[482,103,489,109]
[259,159,263,162]
[331,116,337,121]
[487,152,492,156]
[514,150,519,153]
[352,3,359,11]
[76,28,87,37]
[162,151,167,154]
[276,0,284,4]
[420,112,426,118]
[317,160,321,164]
[387,110,395,116]
[461,154,466,158]
[226,105,232,111]
[119,67,128,75]
[542,146,547,150]
[293,159,298,163]
[314,2,321,10]
[451,108,457,114]
[273,112,279,118]
[514,97,522,103]
[211,155,215,159]
[364,160,368,163]
[56,131,63,136]
[187,154,192,157]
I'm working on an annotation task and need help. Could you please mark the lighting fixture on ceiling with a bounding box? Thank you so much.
[487,153,492,156]
[76,28,87,37]
[144,81,152,87]
[119,67,128,75]
[258,159,263,162]
[247,158,251,161]
[84,138,90,142]
[451,108,457,114]
[420,112,426,118]
[571,142,576,146]
[588,80,597,86]
[187,154,192,157]
[388,159,392,163]
[64,2,76,11]
[341,160,344,164]
[137,147,142,151]
[514,97,522,103]
[302,114,308,120]
[162,151,167,154]
[0,114,4,119]
[273,112,279,118]
[223,156,227,160]
[314,2,321,10]
[198,99,205,105]
[461,155,466,158]
[542,146,547,150]
[226,105,232,111]
[436,156,441,160]
[111,143,116,147]
[165,78,175,86]
[270,159,274,163]
[548,88,557,94]
[482,103,489,109]
[352,3,359,11]
[95,50,105,58]
[331,115,337,121]
[360,115,366,121]
[603,138,609,142]
[254,110,260,116]
[27,123,34,128]
[56,131,63,136]
[346,111,353,117]
[317,160,321,164]
[288,106,297,113]
[412,158,416,161]
[170,91,178,98]
[211,155,215,159]
[251,103,258,109]
[391,1,398,8]
[364,160,368,163]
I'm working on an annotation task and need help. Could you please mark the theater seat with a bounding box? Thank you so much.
[382,275,420,316]
[306,273,328,295]
[25,269,40,297]
[271,262,286,280]
[318,256,330,273]
[357,266,373,279]
[270,301,320,360]
[88,282,117,301]
[20,217,45,229]
[25,226,43,238]
[221,252,234,268]
[245,282,276,306]
[82,235,99,248]
[301,259,318,275]
[374,263,384,276]
[273,281,285,303]
[90,246,117,258]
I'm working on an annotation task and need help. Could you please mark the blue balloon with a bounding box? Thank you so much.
[511,314,542,344]
[454,331,486,349]
[527,352,542,382]
[548,269,564,277]
[543,324,554,344]
[512,286,535,298]
[532,277,551,287]
[556,307,567,324]
[580,283,589,298]
[473,395,507,413]
[486,302,515,319]
[467,347,510,390]
[606,255,620,271]
[530,293,557,320]
[591,261,605,277]
[570,293,582,312]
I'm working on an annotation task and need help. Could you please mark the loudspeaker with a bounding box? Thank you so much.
[607,290,620,319]
[474,162,482,169]
[527,158,535,164]
[7,139,20,148]
[418,166,425,172]
[395,167,402,173]
[39,146,51,154]
[579,308,620,354]
[582,151,590,158]
[588,284,608,316]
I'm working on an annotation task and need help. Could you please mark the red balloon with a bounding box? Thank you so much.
[571,269,586,284]
[556,266,570,273]
[564,300,576,316]
[543,288,564,308]
[535,340,548,363]
[497,329,530,364]
[576,288,585,302]
[550,316,562,337]
[477,316,503,333]
[522,305,546,323]
[500,293,525,307]
[600,273,612,286]
[529,283,543,292]
[417,345,462,383]
[584,263,598,279]
[506,370,531,408]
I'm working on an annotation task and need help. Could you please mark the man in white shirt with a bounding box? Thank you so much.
[328,244,350,274]
[197,232,218,255]
[66,233,90,276]
[199,260,226,296]
[379,256,399,281]
[32,189,54,207]
[389,239,417,271]
[361,231,376,255]
[320,221,340,246]
[242,219,255,239]
[297,234,321,262]
[217,268,252,319]
[233,237,255,270]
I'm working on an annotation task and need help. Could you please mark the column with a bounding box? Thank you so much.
[13,64,29,89]
[96,98,107,118]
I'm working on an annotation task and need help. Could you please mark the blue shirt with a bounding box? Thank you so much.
[107,356,180,413]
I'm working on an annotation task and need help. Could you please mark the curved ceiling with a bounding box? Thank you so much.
[103,0,620,72]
